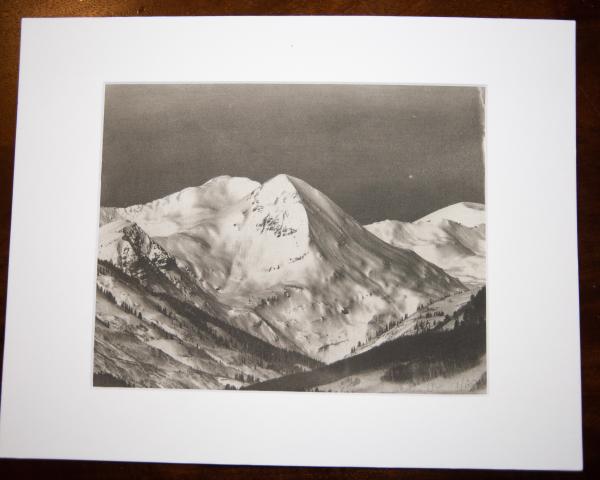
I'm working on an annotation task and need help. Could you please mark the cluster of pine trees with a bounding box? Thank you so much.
[353,298,458,352]
[382,352,481,385]
[350,313,412,353]
[97,284,117,304]
[97,284,144,320]
[413,311,450,334]
[382,289,486,385]
[454,287,486,329]
[234,372,259,384]
[414,318,438,334]
[118,300,143,319]
[418,310,445,319]
[156,303,176,319]
[97,258,136,285]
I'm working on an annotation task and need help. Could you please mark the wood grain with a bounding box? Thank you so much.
[0,1,598,478]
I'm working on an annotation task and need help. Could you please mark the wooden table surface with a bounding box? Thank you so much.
[0,1,597,478]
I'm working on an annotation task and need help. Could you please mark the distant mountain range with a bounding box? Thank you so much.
[94,174,485,390]
[365,202,485,286]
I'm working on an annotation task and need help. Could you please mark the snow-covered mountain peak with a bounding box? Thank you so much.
[417,201,485,228]
[238,174,315,244]
[100,176,261,236]
[222,175,313,291]
[135,175,260,214]
[253,174,302,207]
[201,175,261,200]
[263,173,299,190]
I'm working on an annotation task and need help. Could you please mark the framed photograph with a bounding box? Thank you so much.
[95,83,487,393]
[0,16,580,470]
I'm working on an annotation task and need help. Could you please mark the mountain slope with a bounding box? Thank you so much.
[245,287,486,393]
[97,219,212,304]
[94,256,321,389]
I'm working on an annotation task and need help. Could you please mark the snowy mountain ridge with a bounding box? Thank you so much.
[417,201,485,228]
[365,202,486,286]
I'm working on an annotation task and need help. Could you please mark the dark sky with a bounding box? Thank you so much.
[101,84,485,223]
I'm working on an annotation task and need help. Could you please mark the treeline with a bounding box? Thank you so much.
[97,284,144,321]
[350,313,411,353]
[383,288,487,385]
[97,255,183,301]
[382,347,482,384]
[349,290,478,354]
[414,287,486,334]
[234,372,259,384]
[222,373,262,390]
[97,284,117,304]
[457,287,486,328]
[97,258,143,287]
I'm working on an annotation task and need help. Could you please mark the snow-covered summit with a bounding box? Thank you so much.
[99,175,260,236]
[417,201,485,228]
[257,173,301,198]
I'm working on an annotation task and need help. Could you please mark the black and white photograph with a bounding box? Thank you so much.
[94,83,486,393]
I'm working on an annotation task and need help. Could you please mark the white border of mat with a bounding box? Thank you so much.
[0,17,580,470]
